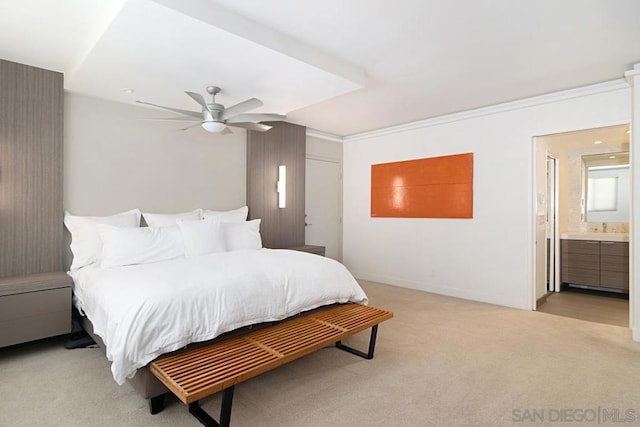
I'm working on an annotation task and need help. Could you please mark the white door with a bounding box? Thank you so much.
[534,140,548,308]
[533,146,559,308]
[546,155,558,292]
[305,158,342,260]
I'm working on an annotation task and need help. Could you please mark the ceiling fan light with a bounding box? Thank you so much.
[201,121,226,133]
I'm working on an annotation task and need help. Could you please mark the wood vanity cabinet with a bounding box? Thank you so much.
[560,239,629,291]
[560,240,600,287]
[600,241,629,290]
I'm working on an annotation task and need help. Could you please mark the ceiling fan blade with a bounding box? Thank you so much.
[185,91,210,111]
[136,100,203,120]
[143,116,201,122]
[226,113,286,123]
[220,127,233,135]
[222,98,263,120]
[179,123,203,131]
[228,122,272,132]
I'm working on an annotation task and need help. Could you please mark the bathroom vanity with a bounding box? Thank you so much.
[560,233,629,292]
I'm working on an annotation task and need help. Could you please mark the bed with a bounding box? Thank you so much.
[64,208,367,409]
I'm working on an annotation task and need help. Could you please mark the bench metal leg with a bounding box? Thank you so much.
[335,324,378,359]
[188,386,235,427]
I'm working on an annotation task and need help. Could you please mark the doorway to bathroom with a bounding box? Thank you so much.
[533,124,631,327]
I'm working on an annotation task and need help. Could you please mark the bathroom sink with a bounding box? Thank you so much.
[560,232,629,242]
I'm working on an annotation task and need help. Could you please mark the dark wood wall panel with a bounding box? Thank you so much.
[247,122,305,248]
[0,59,64,278]
[278,123,306,247]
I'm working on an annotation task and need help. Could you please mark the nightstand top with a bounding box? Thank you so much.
[0,272,72,297]
[288,245,324,251]
[288,245,326,256]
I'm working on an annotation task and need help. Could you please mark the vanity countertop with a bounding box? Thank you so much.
[560,232,629,242]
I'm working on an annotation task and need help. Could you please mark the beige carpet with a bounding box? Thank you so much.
[1,280,640,426]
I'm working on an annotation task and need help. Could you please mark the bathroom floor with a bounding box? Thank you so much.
[537,287,629,327]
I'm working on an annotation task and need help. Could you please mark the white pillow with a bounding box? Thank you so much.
[64,209,141,271]
[224,219,262,251]
[98,225,185,268]
[177,217,226,258]
[202,206,248,223]
[143,209,202,227]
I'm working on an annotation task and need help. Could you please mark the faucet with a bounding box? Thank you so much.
[602,222,608,233]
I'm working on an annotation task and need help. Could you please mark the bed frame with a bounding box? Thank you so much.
[78,315,272,412]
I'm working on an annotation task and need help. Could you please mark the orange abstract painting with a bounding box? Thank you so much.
[371,153,473,218]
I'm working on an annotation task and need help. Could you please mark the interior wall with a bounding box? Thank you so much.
[342,82,631,310]
[64,93,247,215]
[554,148,570,233]
[626,63,640,341]
[306,135,343,161]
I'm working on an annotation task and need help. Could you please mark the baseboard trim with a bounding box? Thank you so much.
[536,292,552,308]
[352,271,528,310]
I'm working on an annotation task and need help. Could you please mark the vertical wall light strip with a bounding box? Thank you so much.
[277,165,286,208]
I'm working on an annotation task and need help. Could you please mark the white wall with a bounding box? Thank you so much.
[343,81,631,310]
[64,93,246,215]
[626,63,640,341]
[306,135,343,161]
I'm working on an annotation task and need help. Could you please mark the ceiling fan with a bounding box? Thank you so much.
[137,86,285,134]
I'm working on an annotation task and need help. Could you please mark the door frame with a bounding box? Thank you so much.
[546,153,560,293]
[532,139,559,310]
[531,122,633,326]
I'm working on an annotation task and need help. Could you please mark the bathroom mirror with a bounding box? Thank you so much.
[582,152,630,223]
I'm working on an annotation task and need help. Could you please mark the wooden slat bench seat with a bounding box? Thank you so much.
[151,303,393,426]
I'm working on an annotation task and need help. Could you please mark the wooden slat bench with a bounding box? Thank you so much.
[151,303,393,426]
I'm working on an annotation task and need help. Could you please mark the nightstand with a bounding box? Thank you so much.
[0,272,73,348]
[288,245,326,256]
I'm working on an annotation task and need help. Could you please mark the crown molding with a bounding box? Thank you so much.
[343,79,630,143]
[625,63,640,86]
[305,128,344,143]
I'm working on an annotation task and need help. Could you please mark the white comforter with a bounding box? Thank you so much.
[70,249,367,385]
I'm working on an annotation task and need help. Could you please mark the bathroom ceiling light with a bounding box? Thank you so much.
[121,88,135,94]
[593,140,603,145]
